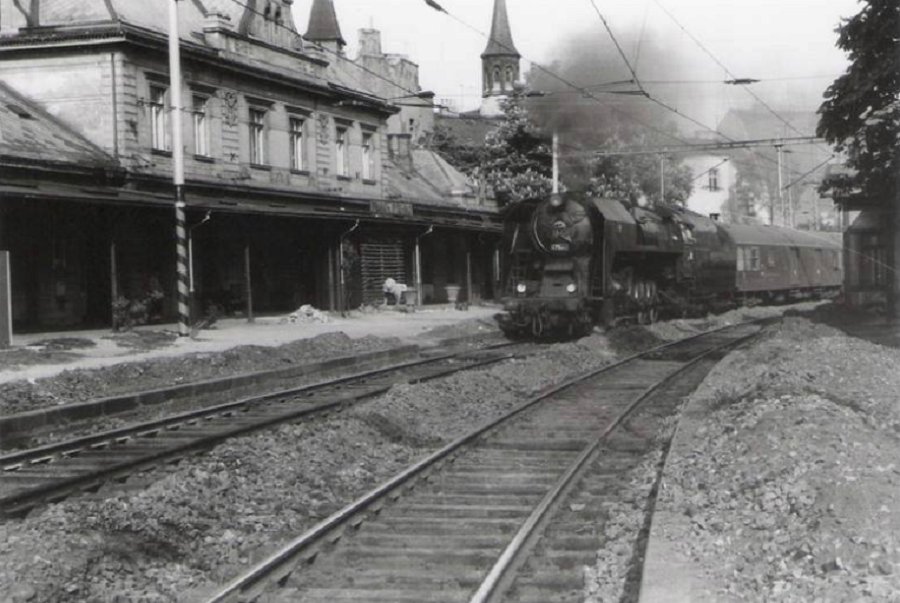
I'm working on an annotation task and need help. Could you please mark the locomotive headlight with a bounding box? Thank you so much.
[516,283,527,294]
[566,283,578,293]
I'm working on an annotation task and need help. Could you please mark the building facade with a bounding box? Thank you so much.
[0,0,500,331]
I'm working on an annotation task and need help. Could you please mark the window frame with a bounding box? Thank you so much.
[192,94,210,157]
[335,125,349,177]
[248,106,268,166]
[708,168,720,192]
[149,84,169,152]
[361,131,375,181]
[748,246,761,271]
[289,116,306,172]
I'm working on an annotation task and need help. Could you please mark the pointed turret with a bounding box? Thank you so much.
[481,0,520,58]
[480,0,520,116]
[305,0,346,50]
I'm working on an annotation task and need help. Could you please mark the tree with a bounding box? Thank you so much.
[817,0,900,315]
[429,123,487,175]
[588,137,693,206]
[481,95,554,207]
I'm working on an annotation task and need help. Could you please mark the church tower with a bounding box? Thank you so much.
[480,0,520,117]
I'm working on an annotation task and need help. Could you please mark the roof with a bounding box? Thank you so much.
[435,113,501,146]
[481,0,519,58]
[385,149,480,209]
[304,0,346,45]
[723,223,843,250]
[2,0,299,51]
[0,81,114,168]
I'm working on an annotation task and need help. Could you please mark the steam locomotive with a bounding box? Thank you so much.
[499,193,843,337]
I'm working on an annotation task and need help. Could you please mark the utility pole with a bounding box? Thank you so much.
[168,0,190,336]
[552,130,560,197]
[659,154,666,206]
[775,145,784,226]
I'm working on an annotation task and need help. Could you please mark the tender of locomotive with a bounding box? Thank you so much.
[499,193,842,337]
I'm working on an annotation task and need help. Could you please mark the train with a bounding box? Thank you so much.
[498,193,843,337]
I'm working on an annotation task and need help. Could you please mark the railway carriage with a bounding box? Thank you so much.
[499,193,842,337]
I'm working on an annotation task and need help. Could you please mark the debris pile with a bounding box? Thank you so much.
[647,316,900,602]
[280,305,332,325]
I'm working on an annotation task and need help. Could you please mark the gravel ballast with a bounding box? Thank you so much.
[0,328,641,603]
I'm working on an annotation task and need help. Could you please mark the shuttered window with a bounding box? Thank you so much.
[360,239,408,304]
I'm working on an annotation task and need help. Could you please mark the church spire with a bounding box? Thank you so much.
[305,0,346,49]
[481,0,519,58]
[480,0,520,116]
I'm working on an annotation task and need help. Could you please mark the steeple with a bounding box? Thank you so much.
[481,0,520,58]
[480,0,520,116]
[305,0,346,51]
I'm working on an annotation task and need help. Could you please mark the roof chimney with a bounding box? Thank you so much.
[358,28,382,57]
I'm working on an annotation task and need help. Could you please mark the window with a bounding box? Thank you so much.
[748,246,761,271]
[708,168,720,191]
[290,117,305,171]
[362,132,375,180]
[192,95,209,157]
[506,66,514,86]
[736,247,745,271]
[249,108,267,165]
[492,67,501,92]
[335,126,349,177]
[149,85,168,151]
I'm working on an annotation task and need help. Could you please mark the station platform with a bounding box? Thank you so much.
[0,305,500,386]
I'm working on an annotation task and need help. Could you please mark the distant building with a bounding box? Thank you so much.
[681,154,734,219]
[682,108,838,229]
[0,0,500,330]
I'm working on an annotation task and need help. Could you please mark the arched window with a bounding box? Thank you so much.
[484,68,491,92]
[492,67,502,92]
[506,66,514,87]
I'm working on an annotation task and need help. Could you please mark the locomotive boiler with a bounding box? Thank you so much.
[499,193,842,337]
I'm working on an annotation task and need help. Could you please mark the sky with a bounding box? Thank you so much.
[293,0,862,130]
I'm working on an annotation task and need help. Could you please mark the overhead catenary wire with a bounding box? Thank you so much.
[228,0,822,184]
[586,0,648,96]
[434,1,817,181]
[691,158,729,183]
[648,0,833,158]
[781,154,836,191]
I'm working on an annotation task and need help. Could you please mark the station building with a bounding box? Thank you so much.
[0,0,501,331]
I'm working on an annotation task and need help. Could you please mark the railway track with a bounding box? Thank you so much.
[0,342,534,518]
[201,321,767,603]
